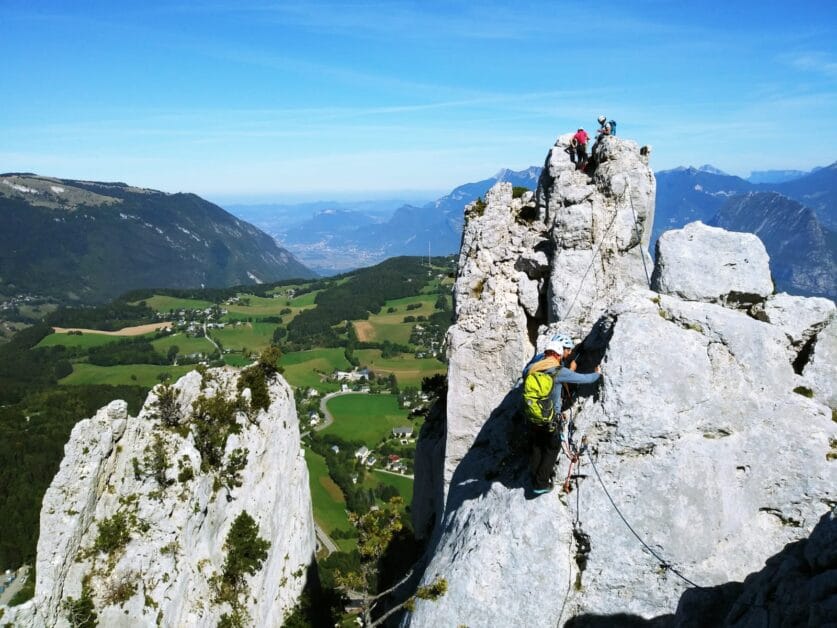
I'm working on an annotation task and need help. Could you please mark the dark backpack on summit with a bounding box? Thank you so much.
[609,120,617,135]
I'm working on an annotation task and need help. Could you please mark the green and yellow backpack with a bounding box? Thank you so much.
[522,369,555,428]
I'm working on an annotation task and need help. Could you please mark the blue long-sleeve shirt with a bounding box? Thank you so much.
[525,354,601,385]
[554,367,601,385]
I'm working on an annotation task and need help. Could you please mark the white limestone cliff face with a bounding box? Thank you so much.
[408,135,836,627]
[442,184,544,489]
[438,135,656,493]
[3,368,314,627]
[539,134,655,332]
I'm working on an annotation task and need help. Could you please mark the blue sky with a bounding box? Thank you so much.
[2,1,836,202]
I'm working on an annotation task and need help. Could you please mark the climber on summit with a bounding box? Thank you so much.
[522,334,601,494]
[572,128,589,171]
[596,115,612,138]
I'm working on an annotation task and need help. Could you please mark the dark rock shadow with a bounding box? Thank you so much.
[411,396,447,541]
[564,613,673,628]
[441,387,529,527]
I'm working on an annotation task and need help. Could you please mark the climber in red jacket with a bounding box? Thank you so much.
[572,128,589,171]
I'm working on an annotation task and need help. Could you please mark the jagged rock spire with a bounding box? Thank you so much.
[409,132,835,627]
[5,369,314,628]
[539,134,655,334]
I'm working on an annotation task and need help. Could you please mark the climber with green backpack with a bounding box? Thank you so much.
[522,334,601,494]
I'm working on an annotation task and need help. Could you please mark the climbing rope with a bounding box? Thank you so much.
[556,505,575,627]
[555,448,581,627]
[561,179,651,321]
[561,205,621,322]
[625,181,652,288]
[555,412,585,628]
[586,452,702,589]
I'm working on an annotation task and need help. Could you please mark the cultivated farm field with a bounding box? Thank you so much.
[279,348,351,391]
[37,331,154,349]
[60,363,193,387]
[353,349,446,387]
[321,393,412,446]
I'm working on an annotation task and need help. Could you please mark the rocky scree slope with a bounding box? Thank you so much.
[408,135,836,626]
[2,367,314,627]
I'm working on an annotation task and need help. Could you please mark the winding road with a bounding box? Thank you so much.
[315,389,368,431]
[203,322,221,354]
[314,523,339,555]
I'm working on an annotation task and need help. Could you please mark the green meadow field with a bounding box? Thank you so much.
[141,295,214,312]
[222,354,254,367]
[60,363,193,387]
[151,333,215,356]
[304,449,353,535]
[353,349,446,387]
[208,321,275,352]
[37,331,150,349]
[321,393,412,446]
[278,348,351,391]
[371,469,413,503]
[353,294,437,345]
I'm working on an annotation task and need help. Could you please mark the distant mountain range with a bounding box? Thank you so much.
[655,163,836,231]
[228,159,835,299]
[710,192,836,298]
[8,156,828,304]
[230,167,541,274]
[0,174,314,303]
[654,162,837,298]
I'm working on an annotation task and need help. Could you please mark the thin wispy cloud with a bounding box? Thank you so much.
[1,0,835,196]
[781,51,837,79]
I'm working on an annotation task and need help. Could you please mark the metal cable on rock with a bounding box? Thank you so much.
[556,438,585,627]
[625,181,652,288]
[561,204,622,322]
[586,453,703,589]
[556,513,575,628]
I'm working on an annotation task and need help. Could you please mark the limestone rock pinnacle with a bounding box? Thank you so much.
[408,133,836,627]
[4,368,315,628]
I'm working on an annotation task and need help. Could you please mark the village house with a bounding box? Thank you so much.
[335,367,370,382]
[392,426,413,439]
[354,446,370,462]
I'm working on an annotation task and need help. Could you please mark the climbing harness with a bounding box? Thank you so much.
[586,452,702,589]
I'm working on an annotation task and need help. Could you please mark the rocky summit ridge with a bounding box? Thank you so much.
[409,134,836,626]
[2,367,314,627]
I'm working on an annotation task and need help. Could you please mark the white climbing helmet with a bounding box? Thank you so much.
[546,334,574,354]
[597,115,606,124]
